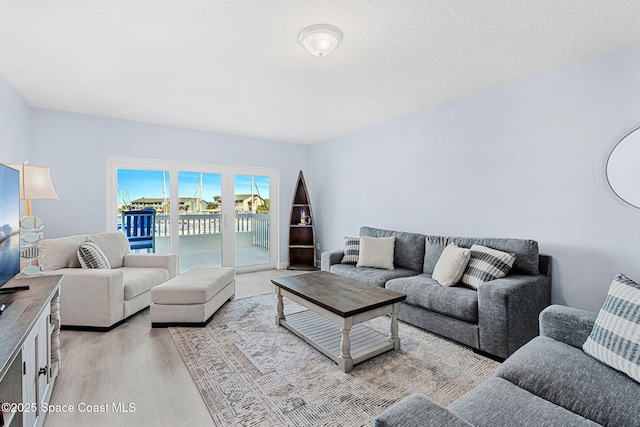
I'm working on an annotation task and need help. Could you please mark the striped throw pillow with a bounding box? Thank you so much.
[583,274,640,383]
[77,241,111,269]
[461,244,516,289]
[341,237,360,264]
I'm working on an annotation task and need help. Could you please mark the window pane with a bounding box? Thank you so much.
[178,172,222,272]
[117,169,170,253]
[234,175,270,267]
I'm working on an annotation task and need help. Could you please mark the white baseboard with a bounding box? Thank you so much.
[276,260,322,270]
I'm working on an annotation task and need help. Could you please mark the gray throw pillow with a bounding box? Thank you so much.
[77,241,111,269]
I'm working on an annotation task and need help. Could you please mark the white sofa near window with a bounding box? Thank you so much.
[37,232,177,330]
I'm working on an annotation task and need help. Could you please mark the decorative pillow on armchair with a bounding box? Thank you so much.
[77,241,111,269]
[341,237,360,264]
[356,236,395,270]
[583,273,640,383]
[461,244,515,289]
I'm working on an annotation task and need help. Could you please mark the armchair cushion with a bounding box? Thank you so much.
[39,232,130,271]
[39,234,87,270]
[121,267,170,300]
[89,232,130,268]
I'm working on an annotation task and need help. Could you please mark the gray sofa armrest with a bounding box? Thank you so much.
[373,394,472,427]
[320,250,344,271]
[41,268,125,328]
[123,253,178,279]
[478,274,552,358]
[539,304,597,349]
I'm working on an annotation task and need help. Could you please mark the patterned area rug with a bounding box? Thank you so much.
[169,293,499,427]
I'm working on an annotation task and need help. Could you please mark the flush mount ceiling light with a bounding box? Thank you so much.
[298,24,343,57]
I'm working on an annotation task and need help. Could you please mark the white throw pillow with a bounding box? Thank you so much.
[356,236,395,270]
[433,243,471,287]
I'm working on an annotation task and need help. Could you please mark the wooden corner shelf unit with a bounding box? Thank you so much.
[288,171,317,270]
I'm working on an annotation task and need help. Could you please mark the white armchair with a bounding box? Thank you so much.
[37,232,177,330]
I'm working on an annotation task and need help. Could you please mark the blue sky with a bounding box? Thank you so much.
[117,169,269,204]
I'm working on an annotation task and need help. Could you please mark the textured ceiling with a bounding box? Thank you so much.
[2,1,640,144]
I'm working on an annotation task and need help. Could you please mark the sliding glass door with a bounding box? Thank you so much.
[108,158,277,273]
[178,171,223,270]
[234,174,270,267]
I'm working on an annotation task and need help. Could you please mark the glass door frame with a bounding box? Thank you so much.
[106,156,278,272]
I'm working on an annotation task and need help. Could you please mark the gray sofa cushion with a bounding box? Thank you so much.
[328,264,418,287]
[449,377,600,427]
[374,393,473,427]
[496,336,640,426]
[360,226,426,272]
[424,236,539,276]
[386,274,479,323]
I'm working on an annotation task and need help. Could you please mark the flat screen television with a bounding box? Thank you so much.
[0,163,20,287]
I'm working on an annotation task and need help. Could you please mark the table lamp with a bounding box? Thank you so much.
[8,161,60,275]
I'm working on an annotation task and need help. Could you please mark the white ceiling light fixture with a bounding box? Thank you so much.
[298,24,343,57]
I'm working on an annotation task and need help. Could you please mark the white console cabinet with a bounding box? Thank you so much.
[0,275,62,427]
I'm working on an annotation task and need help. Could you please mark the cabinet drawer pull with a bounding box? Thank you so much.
[39,366,48,376]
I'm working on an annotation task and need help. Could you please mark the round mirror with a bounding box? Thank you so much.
[596,121,640,214]
[607,128,640,209]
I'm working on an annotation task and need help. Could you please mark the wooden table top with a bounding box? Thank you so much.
[271,271,406,318]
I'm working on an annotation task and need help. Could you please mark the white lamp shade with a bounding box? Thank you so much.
[299,24,343,57]
[7,163,60,200]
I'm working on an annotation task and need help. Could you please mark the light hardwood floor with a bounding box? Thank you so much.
[43,269,306,427]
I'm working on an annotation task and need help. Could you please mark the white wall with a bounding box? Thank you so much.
[0,73,30,162]
[27,109,309,263]
[309,43,640,312]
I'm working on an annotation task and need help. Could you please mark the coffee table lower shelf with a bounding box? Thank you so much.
[281,310,394,370]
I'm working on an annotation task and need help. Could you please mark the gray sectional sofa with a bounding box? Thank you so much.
[321,226,552,359]
[374,305,640,427]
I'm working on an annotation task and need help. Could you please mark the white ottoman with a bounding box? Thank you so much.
[150,267,235,327]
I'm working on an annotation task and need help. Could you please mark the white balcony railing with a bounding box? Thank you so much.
[154,213,269,250]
